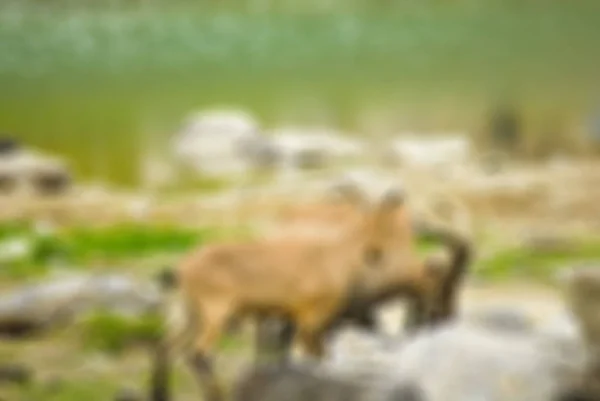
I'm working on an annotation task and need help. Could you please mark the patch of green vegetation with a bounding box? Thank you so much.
[64,224,206,262]
[476,238,600,282]
[415,235,441,255]
[80,312,164,355]
[218,333,248,352]
[80,310,247,356]
[0,220,30,240]
[0,222,255,278]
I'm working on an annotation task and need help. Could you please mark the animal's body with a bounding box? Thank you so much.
[254,221,472,360]
[158,183,470,401]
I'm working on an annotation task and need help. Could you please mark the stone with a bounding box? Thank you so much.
[0,273,161,338]
[465,305,535,334]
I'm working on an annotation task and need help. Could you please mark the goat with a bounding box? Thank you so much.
[253,220,472,361]
[157,183,439,401]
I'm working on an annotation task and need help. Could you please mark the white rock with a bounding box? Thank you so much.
[324,322,586,401]
[269,127,366,171]
[388,134,472,169]
[171,109,263,177]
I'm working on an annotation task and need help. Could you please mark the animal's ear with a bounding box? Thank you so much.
[379,186,406,211]
[327,179,368,208]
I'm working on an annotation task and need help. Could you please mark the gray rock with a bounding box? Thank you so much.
[231,362,365,401]
[0,150,72,196]
[387,135,472,169]
[560,266,600,346]
[238,137,281,171]
[558,266,600,398]
[323,321,585,401]
[269,128,365,173]
[171,109,264,177]
[466,306,535,334]
[0,274,161,337]
[29,163,71,196]
[394,325,583,401]
[0,137,21,156]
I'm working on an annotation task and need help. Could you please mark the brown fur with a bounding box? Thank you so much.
[163,186,439,401]
[253,219,473,360]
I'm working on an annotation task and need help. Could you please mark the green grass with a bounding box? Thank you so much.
[3,218,597,284]
[415,235,441,255]
[80,312,163,354]
[1,0,599,186]
[0,221,255,278]
[476,238,600,283]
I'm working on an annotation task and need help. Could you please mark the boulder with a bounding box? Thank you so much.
[234,315,586,401]
[387,135,472,169]
[269,127,365,172]
[0,137,21,156]
[559,266,600,397]
[0,273,161,338]
[323,318,585,401]
[171,109,266,177]
[465,305,535,334]
[231,362,365,401]
[388,324,584,401]
[0,149,72,196]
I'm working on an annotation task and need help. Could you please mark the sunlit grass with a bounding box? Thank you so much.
[0,221,255,278]
[475,237,600,283]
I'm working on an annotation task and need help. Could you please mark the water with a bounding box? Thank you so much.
[1,0,599,186]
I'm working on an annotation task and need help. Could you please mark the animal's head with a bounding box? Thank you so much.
[361,186,407,268]
[327,179,409,268]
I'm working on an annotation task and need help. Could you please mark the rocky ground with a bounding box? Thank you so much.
[0,157,599,401]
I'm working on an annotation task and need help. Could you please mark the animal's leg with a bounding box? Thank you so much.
[150,297,199,401]
[353,307,378,332]
[425,275,455,328]
[255,315,296,365]
[403,285,439,334]
[295,312,331,360]
[187,305,230,401]
[404,271,446,333]
[273,319,296,364]
[431,273,461,325]
[278,320,296,358]
[149,339,171,401]
[165,301,199,356]
[403,296,426,333]
[296,326,326,360]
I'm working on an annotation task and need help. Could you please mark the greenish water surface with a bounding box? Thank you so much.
[1,0,599,186]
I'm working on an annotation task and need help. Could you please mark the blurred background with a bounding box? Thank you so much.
[1,0,600,400]
[1,0,600,185]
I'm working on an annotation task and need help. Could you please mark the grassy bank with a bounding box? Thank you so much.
[1,219,598,282]
[0,222,253,278]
